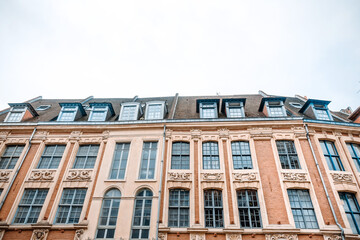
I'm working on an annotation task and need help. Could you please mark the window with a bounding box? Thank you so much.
[131,189,153,239]
[204,190,223,228]
[339,192,360,234]
[0,188,2,196]
[231,141,252,169]
[313,104,332,120]
[120,103,141,121]
[171,142,190,169]
[266,101,286,117]
[37,145,66,169]
[320,141,344,171]
[203,142,220,169]
[225,101,245,118]
[276,141,301,169]
[73,145,99,169]
[89,106,108,121]
[200,102,218,118]
[287,189,318,229]
[139,142,157,179]
[55,188,87,224]
[168,189,189,227]
[109,143,130,179]
[0,145,24,169]
[13,189,48,224]
[237,190,261,228]
[96,189,121,239]
[5,106,26,122]
[36,105,51,111]
[347,143,360,171]
[145,102,166,120]
[58,106,78,121]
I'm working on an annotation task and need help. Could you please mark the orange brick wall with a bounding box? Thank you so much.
[167,233,190,240]
[3,230,32,240]
[47,230,75,240]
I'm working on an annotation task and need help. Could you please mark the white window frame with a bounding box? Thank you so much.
[5,106,27,122]
[225,101,245,118]
[199,102,218,119]
[145,101,166,120]
[266,101,287,117]
[120,102,141,121]
[88,106,108,122]
[312,103,333,121]
[57,106,79,122]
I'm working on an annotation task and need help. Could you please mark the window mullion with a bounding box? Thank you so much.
[68,190,77,224]
[325,143,336,170]
[118,146,124,178]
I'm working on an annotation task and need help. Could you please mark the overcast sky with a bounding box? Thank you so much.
[0,0,359,112]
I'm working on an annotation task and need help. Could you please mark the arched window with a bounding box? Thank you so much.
[96,189,121,239]
[131,189,153,239]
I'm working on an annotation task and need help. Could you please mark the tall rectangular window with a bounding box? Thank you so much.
[73,145,99,169]
[139,142,158,179]
[55,188,87,224]
[109,143,130,179]
[231,141,252,169]
[13,189,48,224]
[37,145,66,169]
[204,190,223,228]
[0,145,24,169]
[276,141,301,169]
[200,102,217,118]
[339,192,360,234]
[168,189,189,227]
[347,143,360,172]
[203,142,220,169]
[237,190,261,228]
[171,142,190,169]
[320,141,344,171]
[287,189,318,229]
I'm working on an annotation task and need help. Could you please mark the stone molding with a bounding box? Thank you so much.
[28,170,56,181]
[226,234,242,240]
[233,172,258,182]
[66,170,92,181]
[0,171,11,182]
[190,233,205,240]
[249,127,273,139]
[201,173,223,181]
[323,235,341,240]
[330,172,354,184]
[31,229,49,240]
[168,172,191,181]
[265,234,298,240]
[282,172,308,182]
[190,129,202,140]
[218,128,229,138]
[74,229,84,240]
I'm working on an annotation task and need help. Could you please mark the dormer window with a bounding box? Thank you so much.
[88,103,115,122]
[259,97,287,117]
[222,99,246,118]
[57,103,85,122]
[145,101,166,120]
[120,102,142,121]
[299,99,333,121]
[196,99,220,119]
[313,104,331,120]
[5,103,38,123]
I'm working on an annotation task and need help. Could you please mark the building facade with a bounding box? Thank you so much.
[0,92,359,240]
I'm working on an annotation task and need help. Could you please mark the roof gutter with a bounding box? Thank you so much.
[0,127,37,210]
[304,124,345,240]
[156,124,166,240]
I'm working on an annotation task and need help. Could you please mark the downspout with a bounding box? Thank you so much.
[156,125,166,240]
[0,127,37,210]
[304,124,345,240]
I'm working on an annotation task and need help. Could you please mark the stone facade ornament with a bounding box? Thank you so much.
[67,170,92,181]
[190,233,205,240]
[233,172,257,182]
[282,172,308,182]
[226,234,242,240]
[323,235,341,240]
[168,172,191,181]
[0,171,11,182]
[330,173,353,184]
[249,127,273,139]
[190,129,202,140]
[74,229,84,240]
[158,232,167,240]
[31,229,49,240]
[69,131,82,141]
[202,173,223,181]
[28,170,55,181]
[265,234,298,240]
[218,128,229,138]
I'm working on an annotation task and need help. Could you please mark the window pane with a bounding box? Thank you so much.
[147,104,163,119]
[0,145,24,169]
[73,145,99,169]
[203,142,220,170]
[55,188,87,224]
[237,190,262,228]
[231,141,252,169]
[168,189,189,227]
[204,190,223,228]
[276,141,300,169]
[109,143,130,179]
[131,189,153,239]
[339,192,360,234]
[37,145,66,169]
[320,141,344,171]
[171,142,190,169]
[139,142,157,179]
[121,105,138,120]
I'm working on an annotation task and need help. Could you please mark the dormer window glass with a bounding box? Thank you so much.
[120,103,141,121]
[5,106,26,122]
[200,102,218,118]
[145,101,166,120]
[314,104,331,120]
[58,106,78,121]
[226,102,244,118]
[89,106,108,121]
[267,101,286,117]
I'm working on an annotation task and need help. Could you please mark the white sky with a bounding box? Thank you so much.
[0,0,359,111]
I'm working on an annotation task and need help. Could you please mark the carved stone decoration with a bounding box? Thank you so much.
[158,232,167,240]
[69,131,82,141]
[74,229,84,240]
[282,172,308,182]
[28,170,55,181]
[330,173,354,184]
[233,172,257,182]
[168,172,191,181]
[218,128,229,138]
[102,130,110,140]
[190,129,202,140]
[265,234,298,240]
[190,233,205,240]
[31,229,49,240]
[165,129,173,139]
[227,234,242,240]
[249,127,273,139]
[66,170,92,181]
[323,235,341,240]
[0,171,11,182]
[202,173,223,181]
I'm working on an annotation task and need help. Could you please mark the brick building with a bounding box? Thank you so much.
[0,92,359,240]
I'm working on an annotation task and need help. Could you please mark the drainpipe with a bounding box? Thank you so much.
[0,127,37,210]
[156,125,166,240]
[304,124,345,240]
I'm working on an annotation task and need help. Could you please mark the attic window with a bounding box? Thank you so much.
[266,101,286,117]
[88,106,108,121]
[58,106,78,121]
[120,102,142,121]
[145,101,166,120]
[226,101,244,118]
[36,105,51,111]
[5,106,26,122]
[289,102,302,108]
[200,102,218,118]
